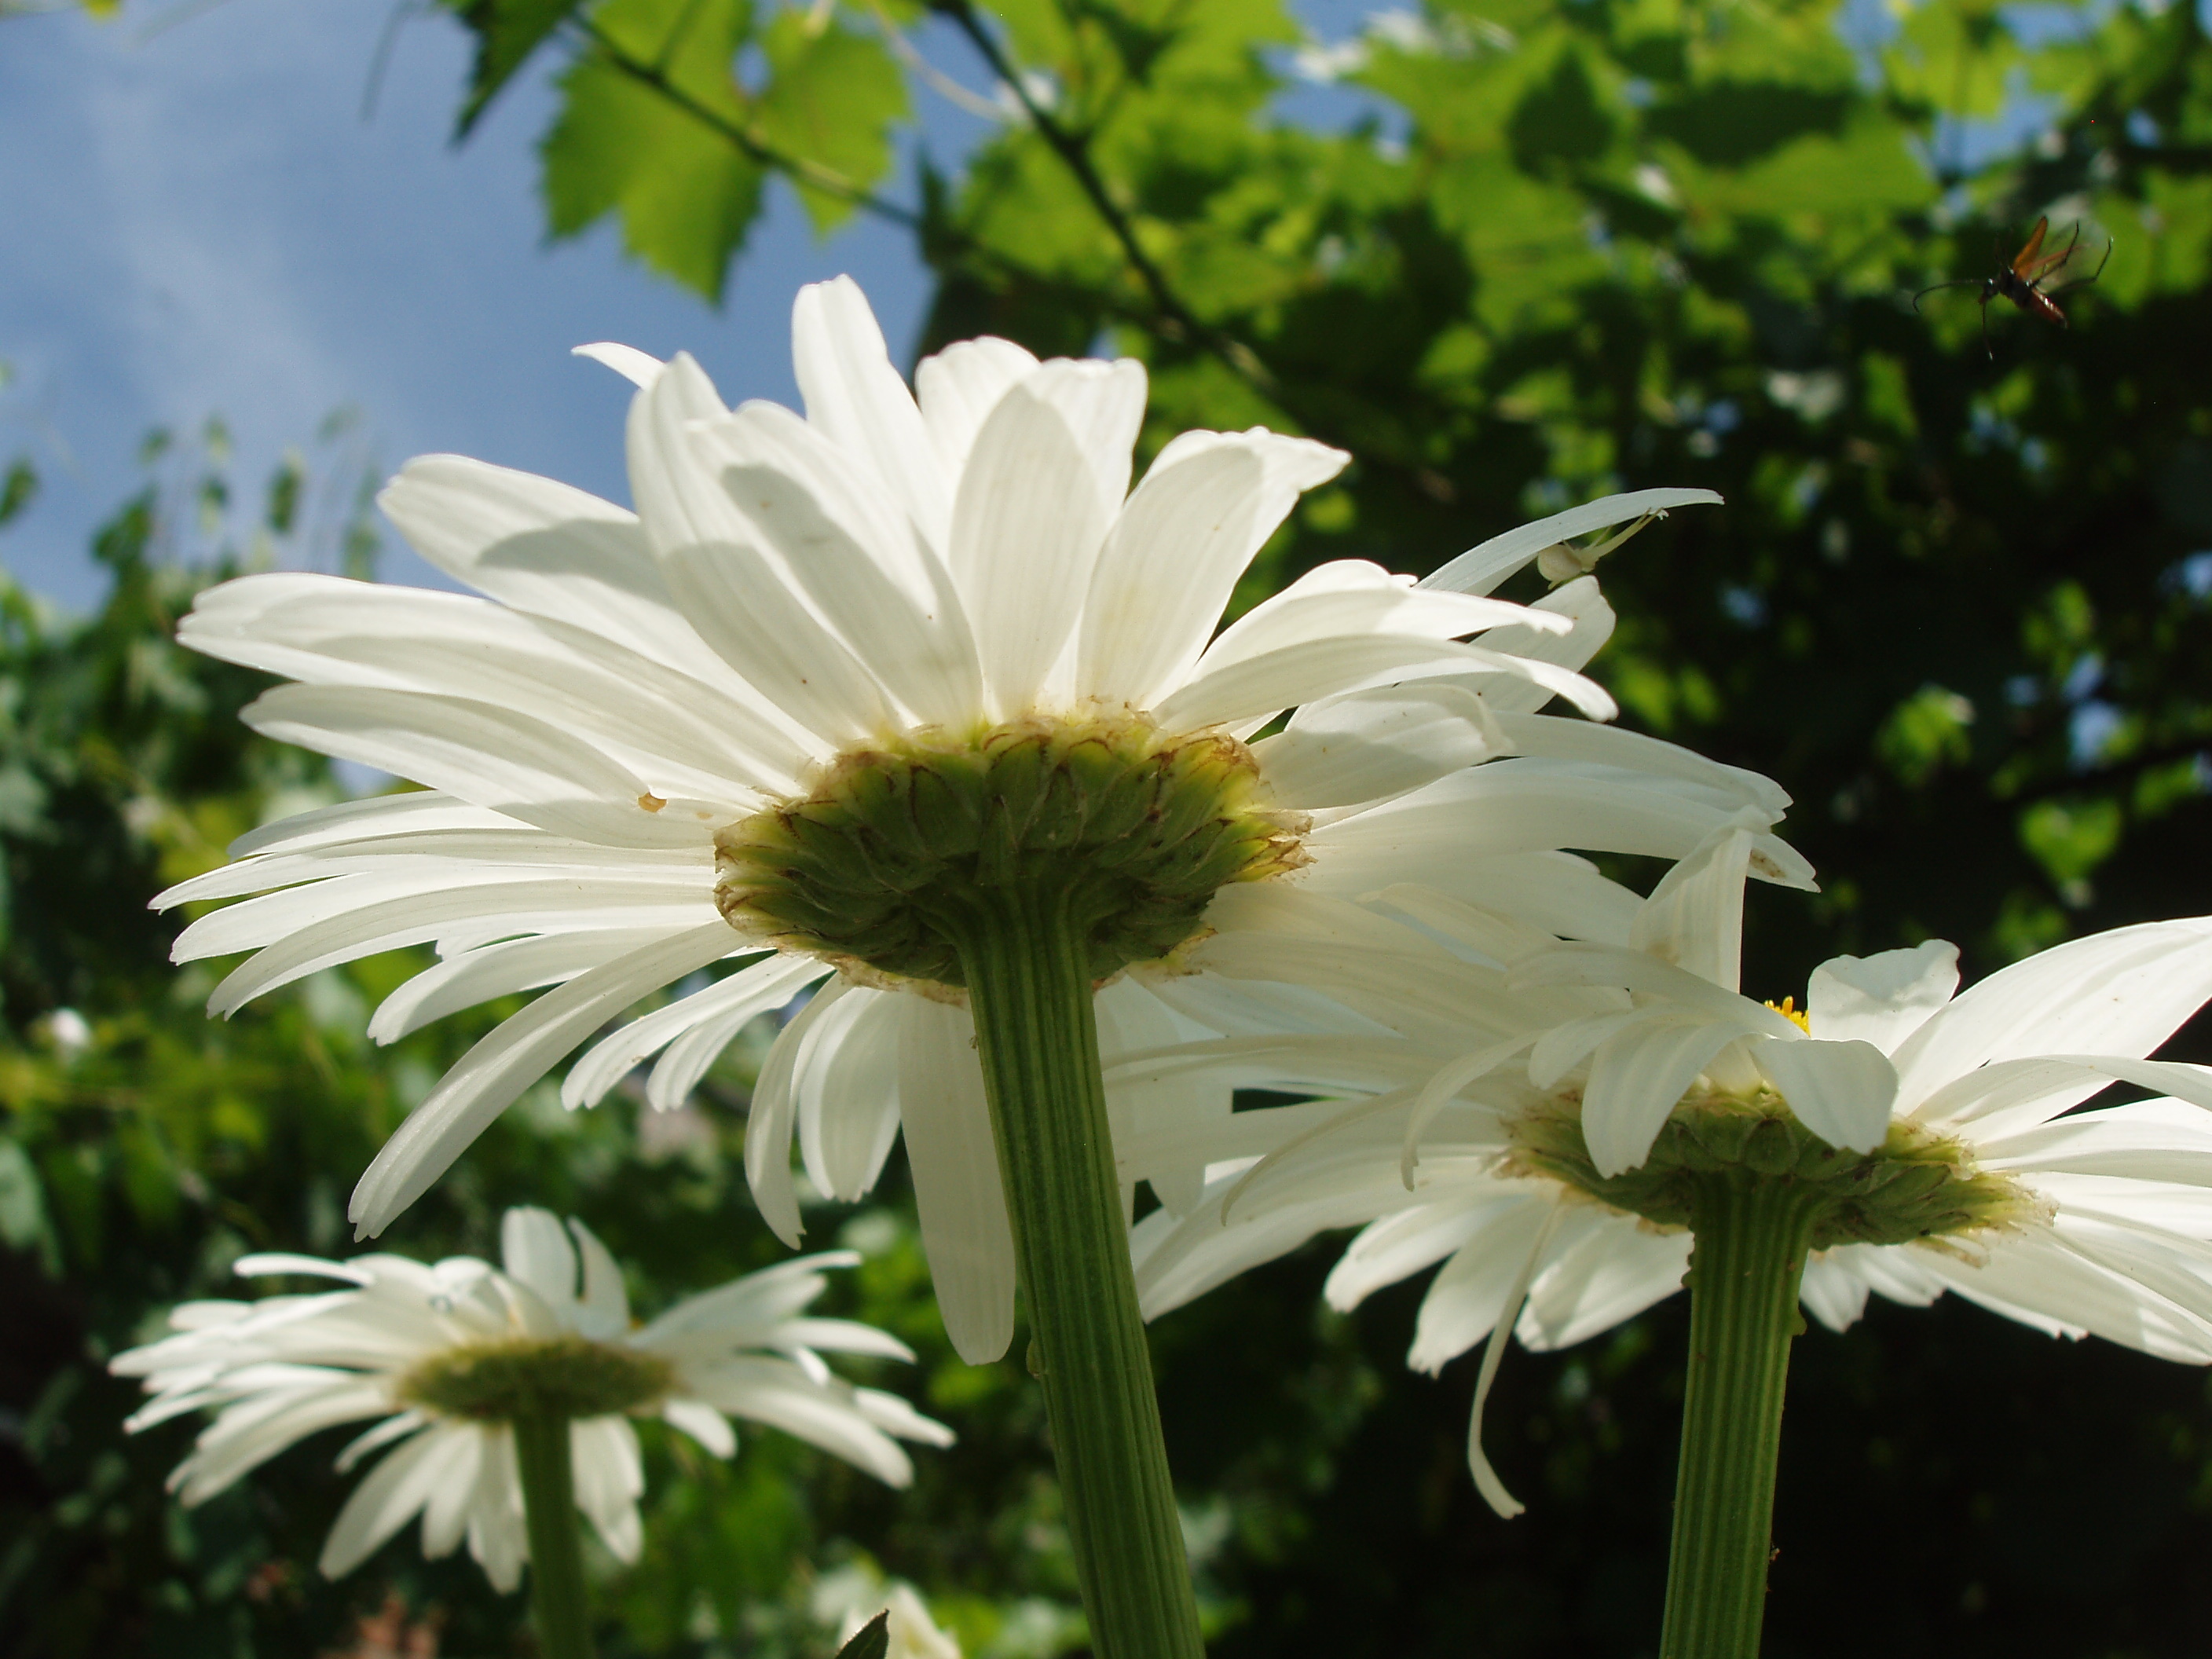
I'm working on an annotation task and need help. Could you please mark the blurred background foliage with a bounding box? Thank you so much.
[6,0,2212,1654]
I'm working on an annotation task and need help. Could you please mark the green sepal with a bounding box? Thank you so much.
[831,1612,890,1659]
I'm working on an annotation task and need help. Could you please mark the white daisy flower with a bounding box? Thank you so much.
[156,273,1738,1362]
[1121,817,2212,1511]
[112,1207,950,1591]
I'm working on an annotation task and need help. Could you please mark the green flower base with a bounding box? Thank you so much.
[713,712,1306,987]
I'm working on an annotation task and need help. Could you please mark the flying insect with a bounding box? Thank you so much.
[1914,217,2112,358]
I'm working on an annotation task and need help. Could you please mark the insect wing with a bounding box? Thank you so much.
[2010,216,2053,279]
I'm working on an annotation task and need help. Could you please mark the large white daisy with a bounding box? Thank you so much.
[1120,819,2212,1508]
[159,274,1741,1361]
[112,1209,949,1589]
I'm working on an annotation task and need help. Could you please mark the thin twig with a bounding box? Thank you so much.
[577,19,925,229]
[863,0,1009,122]
[927,0,1280,396]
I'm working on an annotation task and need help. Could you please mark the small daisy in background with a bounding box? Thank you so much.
[112,1208,948,1635]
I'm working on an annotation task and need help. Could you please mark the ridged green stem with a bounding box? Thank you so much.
[511,1410,596,1659]
[932,881,1206,1659]
[1659,1174,1822,1659]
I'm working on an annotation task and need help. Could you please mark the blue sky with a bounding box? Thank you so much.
[0,0,961,610]
[0,0,1385,614]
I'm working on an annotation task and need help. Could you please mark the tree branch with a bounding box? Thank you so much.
[577,20,926,229]
[925,0,1280,397]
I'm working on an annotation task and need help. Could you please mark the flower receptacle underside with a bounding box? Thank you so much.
[1507,1093,2035,1250]
[713,713,1307,989]
[400,1334,676,1422]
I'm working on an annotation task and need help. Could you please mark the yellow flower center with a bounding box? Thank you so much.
[1764,996,1811,1033]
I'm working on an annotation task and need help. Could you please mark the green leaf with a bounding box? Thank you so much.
[540,0,764,302]
[2020,797,2122,885]
[449,0,589,134]
[0,459,35,529]
[754,11,910,235]
[831,1611,889,1659]
[1877,685,1976,788]
[0,1138,59,1276]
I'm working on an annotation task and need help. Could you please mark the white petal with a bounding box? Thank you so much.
[628,353,892,745]
[564,950,793,1110]
[1447,577,1616,714]
[170,1379,396,1500]
[1516,944,1797,1038]
[1837,1240,1946,1309]
[241,683,710,851]
[1518,1218,1690,1350]
[744,980,852,1247]
[633,1251,855,1348]
[1629,813,1772,994]
[318,1425,456,1577]
[851,1385,956,1448]
[663,1398,738,1457]
[189,878,716,1017]
[1324,1199,1496,1311]
[947,377,1116,715]
[1023,356,1148,512]
[1928,1229,2212,1361]
[569,1218,631,1338]
[570,1417,646,1562]
[350,924,738,1236]
[648,955,832,1112]
[1253,683,1502,810]
[687,401,983,727]
[225,790,517,861]
[1806,941,1959,1053]
[686,1355,917,1485]
[1095,979,1231,1215]
[791,276,954,549]
[1889,919,2212,1115]
[1202,561,1564,676]
[798,994,906,1202]
[372,929,676,1046]
[1417,489,1723,596]
[1308,761,1798,892]
[1078,430,1346,708]
[1797,1254,1873,1332]
[1491,712,1792,819]
[184,573,806,800]
[376,455,728,690]
[896,998,1018,1364]
[915,335,1041,478]
[500,1208,579,1309]
[1156,634,1546,734]
[416,1427,485,1558]
[1582,1015,1743,1176]
[1976,1094,2212,1181]
[1406,1198,1584,1374]
[1751,1038,1898,1152]
[1133,1123,1430,1319]
[1916,1054,2212,1141]
[463,1427,528,1590]
[573,342,664,388]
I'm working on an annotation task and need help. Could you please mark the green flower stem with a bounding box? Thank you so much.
[511,1409,597,1659]
[934,881,1206,1659]
[1659,1174,1823,1659]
